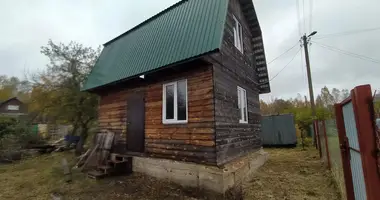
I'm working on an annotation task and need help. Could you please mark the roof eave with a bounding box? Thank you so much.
[239,0,270,94]
[82,48,220,93]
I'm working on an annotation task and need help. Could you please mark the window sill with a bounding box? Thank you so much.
[162,120,188,125]
[239,120,248,124]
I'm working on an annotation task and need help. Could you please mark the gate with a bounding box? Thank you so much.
[335,85,380,200]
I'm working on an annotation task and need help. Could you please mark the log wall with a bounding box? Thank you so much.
[207,0,262,166]
[97,64,216,165]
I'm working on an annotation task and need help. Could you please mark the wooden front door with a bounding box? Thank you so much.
[126,91,145,153]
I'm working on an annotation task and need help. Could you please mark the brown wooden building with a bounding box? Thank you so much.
[0,97,28,117]
[83,0,270,190]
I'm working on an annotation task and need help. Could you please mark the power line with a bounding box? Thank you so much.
[312,41,380,63]
[302,0,306,33]
[296,0,302,36]
[270,48,302,81]
[312,41,380,64]
[267,42,299,65]
[309,0,314,33]
[314,27,380,40]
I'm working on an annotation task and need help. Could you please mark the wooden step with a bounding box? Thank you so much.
[97,165,113,174]
[110,153,129,162]
[98,165,112,170]
[87,170,106,179]
[108,159,127,164]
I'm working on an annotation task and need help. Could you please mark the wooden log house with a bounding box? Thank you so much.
[83,0,270,191]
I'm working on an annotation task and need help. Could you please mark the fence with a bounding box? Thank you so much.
[315,84,380,200]
[317,119,346,199]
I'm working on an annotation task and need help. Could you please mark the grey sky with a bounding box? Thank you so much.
[1,0,379,101]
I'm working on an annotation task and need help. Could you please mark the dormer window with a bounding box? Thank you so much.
[233,15,244,53]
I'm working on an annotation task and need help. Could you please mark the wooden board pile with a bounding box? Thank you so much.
[74,130,132,179]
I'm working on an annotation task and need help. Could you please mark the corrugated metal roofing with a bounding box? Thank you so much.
[83,0,228,91]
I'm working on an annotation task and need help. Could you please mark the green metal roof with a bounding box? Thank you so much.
[83,0,228,91]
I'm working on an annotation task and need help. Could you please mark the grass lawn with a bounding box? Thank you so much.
[0,147,341,200]
[244,147,341,200]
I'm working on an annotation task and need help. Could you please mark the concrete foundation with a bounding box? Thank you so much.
[132,149,268,193]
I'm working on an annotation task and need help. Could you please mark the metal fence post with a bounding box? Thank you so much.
[352,85,380,200]
[322,120,331,169]
[315,120,323,158]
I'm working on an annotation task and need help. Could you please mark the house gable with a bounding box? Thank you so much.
[83,0,229,92]
[207,0,266,165]
[0,97,27,116]
[226,0,270,94]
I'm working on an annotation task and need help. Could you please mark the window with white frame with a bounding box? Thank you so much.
[163,79,188,124]
[7,105,19,111]
[237,86,248,123]
[233,15,244,53]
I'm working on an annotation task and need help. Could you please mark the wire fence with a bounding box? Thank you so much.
[317,119,346,200]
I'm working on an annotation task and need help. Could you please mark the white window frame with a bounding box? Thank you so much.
[237,86,248,123]
[162,79,188,124]
[7,105,19,111]
[233,15,244,53]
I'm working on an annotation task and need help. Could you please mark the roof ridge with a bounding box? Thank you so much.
[104,0,188,46]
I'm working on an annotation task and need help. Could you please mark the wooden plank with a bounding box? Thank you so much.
[81,144,99,172]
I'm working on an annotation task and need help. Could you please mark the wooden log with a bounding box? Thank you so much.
[146,133,214,140]
[147,153,216,165]
[146,143,215,152]
[146,138,215,147]
[146,147,216,159]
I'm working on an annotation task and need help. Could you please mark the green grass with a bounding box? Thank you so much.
[0,147,342,200]
[0,152,91,200]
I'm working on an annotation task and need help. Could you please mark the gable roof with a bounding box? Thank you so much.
[0,97,22,107]
[83,0,229,91]
[82,0,270,94]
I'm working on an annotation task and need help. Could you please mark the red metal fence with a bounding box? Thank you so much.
[315,85,380,200]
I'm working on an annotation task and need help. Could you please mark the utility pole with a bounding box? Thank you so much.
[302,32,317,117]
[302,31,318,148]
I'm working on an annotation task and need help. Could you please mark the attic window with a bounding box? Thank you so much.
[162,79,188,124]
[233,15,244,53]
[7,105,19,111]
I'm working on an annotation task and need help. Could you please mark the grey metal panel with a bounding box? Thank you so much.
[343,102,367,200]
[343,102,360,150]
[260,114,297,145]
[349,151,367,200]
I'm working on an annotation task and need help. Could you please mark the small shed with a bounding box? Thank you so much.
[260,114,297,146]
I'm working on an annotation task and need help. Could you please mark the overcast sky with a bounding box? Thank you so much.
[1,0,379,101]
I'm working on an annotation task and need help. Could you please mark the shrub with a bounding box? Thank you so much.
[0,116,44,150]
[0,116,17,138]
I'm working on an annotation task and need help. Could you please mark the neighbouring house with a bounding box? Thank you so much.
[83,0,270,193]
[0,97,28,117]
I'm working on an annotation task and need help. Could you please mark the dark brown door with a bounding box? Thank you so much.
[127,91,145,152]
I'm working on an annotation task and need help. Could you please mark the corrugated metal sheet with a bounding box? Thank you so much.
[83,0,228,91]
[260,114,297,145]
[343,102,367,200]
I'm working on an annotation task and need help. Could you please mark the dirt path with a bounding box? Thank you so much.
[243,148,341,200]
